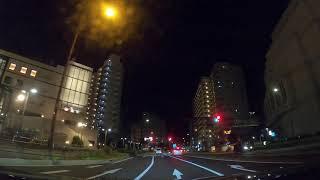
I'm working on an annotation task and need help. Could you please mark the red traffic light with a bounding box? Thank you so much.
[213,114,222,123]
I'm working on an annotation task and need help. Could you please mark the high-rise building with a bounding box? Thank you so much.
[210,62,249,127]
[87,54,123,145]
[193,77,215,118]
[264,0,320,137]
[192,77,215,151]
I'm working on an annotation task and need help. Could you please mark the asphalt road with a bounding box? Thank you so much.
[0,153,308,180]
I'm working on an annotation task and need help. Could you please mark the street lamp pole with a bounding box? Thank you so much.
[48,27,80,150]
[19,92,29,130]
[48,3,119,150]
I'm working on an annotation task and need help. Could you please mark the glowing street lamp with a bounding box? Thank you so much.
[273,88,279,93]
[16,88,38,130]
[103,6,117,18]
[16,94,26,102]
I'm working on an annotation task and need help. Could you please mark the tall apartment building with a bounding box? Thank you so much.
[0,49,97,147]
[87,54,123,144]
[210,62,249,127]
[192,77,215,151]
[264,0,320,137]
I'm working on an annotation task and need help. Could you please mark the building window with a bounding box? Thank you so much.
[9,63,16,70]
[30,70,37,77]
[16,79,23,87]
[4,76,12,84]
[20,67,27,74]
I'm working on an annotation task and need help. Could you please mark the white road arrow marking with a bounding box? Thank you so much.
[229,165,257,172]
[169,155,224,176]
[40,170,70,174]
[172,169,183,179]
[87,168,122,179]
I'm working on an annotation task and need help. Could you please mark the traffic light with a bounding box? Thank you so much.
[213,114,221,123]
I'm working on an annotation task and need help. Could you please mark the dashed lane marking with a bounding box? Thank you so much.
[40,170,70,174]
[86,164,103,168]
[112,157,133,164]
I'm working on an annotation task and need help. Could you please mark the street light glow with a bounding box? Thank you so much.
[16,94,26,102]
[103,5,117,18]
[273,88,279,92]
[108,128,112,132]
[30,88,38,94]
[77,122,86,127]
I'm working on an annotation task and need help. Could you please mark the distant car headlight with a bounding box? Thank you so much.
[243,146,249,150]
[250,146,253,149]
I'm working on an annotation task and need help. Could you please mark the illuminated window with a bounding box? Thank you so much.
[206,91,208,93]
[30,70,37,77]
[205,86,208,89]
[9,63,16,70]
[20,67,27,74]
[206,95,209,98]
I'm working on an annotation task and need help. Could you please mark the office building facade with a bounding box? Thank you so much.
[0,49,97,147]
[87,54,123,145]
[264,0,320,137]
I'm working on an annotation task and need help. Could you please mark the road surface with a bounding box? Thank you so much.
[0,153,308,179]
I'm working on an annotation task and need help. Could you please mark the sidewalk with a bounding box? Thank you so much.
[0,156,132,167]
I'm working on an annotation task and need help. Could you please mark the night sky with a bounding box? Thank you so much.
[0,0,289,137]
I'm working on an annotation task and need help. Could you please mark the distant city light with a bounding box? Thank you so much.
[273,88,279,92]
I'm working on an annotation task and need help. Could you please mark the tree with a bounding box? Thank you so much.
[71,136,83,147]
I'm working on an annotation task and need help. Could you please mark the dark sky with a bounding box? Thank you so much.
[0,0,289,137]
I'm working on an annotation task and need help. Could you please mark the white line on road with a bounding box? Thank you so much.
[134,156,155,180]
[184,155,303,164]
[86,164,103,168]
[87,168,122,180]
[112,157,133,164]
[229,164,257,172]
[168,155,224,176]
[40,170,70,174]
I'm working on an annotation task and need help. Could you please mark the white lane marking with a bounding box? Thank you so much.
[192,175,220,180]
[134,156,155,180]
[40,170,70,174]
[87,168,121,180]
[112,157,133,164]
[229,165,257,172]
[184,155,303,164]
[86,164,103,168]
[169,155,224,176]
[172,169,183,179]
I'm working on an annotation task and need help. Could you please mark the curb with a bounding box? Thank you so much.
[0,156,132,167]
